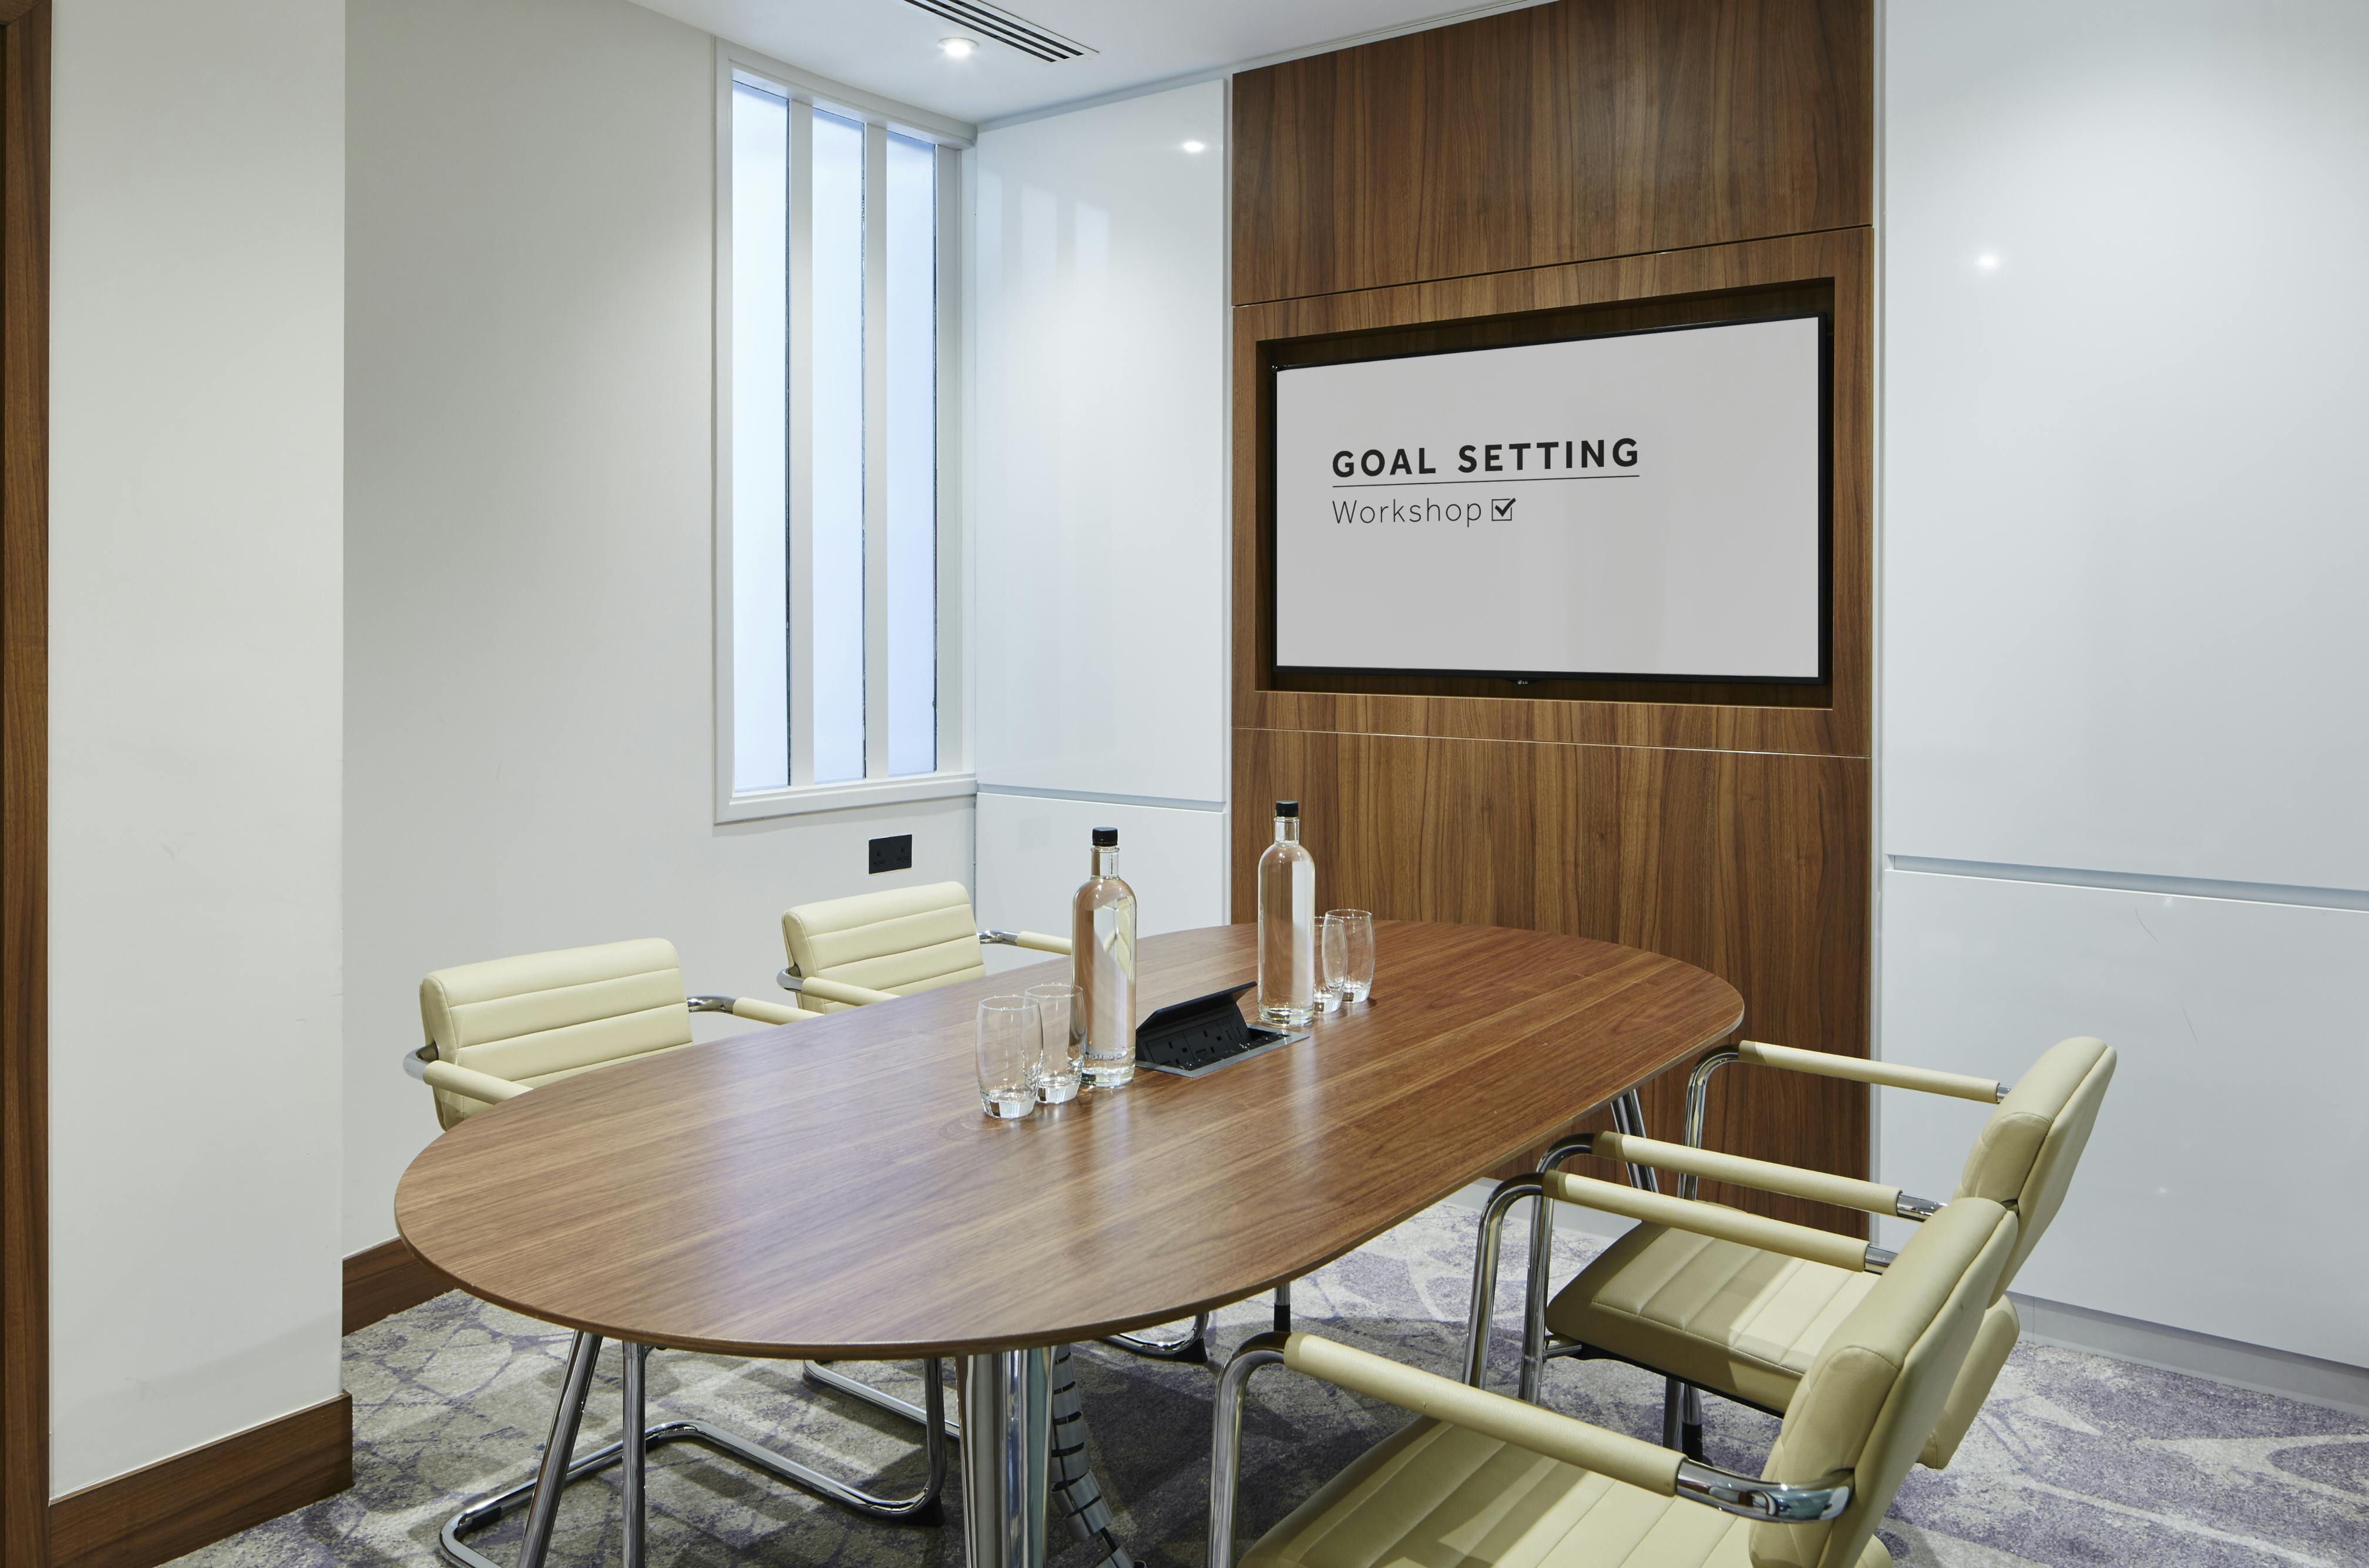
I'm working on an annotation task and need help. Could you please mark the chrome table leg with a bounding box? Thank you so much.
[622,1342,648,1568]
[962,1347,1052,1568]
[515,1330,601,1568]
[1273,1281,1292,1335]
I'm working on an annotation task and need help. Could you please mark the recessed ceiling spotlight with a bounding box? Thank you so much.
[1976,252,2001,270]
[940,37,977,59]
[1181,139,1207,153]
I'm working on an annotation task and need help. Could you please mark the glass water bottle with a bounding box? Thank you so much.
[1258,801,1316,1026]
[1073,827,1138,1087]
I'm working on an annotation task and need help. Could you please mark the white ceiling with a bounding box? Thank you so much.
[626,0,1535,128]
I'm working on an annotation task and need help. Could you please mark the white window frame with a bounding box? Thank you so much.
[713,43,974,821]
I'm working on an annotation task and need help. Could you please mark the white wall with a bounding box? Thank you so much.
[345,0,973,1256]
[1881,0,2369,1369]
[967,80,1231,946]
[48,0,346,1496]
[976,793,1227,955]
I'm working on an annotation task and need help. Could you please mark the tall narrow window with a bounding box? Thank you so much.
[724,74,949,811]
[728,82,789,794]
[883,133,937,776]
[808,110,867,785]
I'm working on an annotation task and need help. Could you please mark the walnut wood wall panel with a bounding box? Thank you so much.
[1231,0,1870,305]
[1229,0,1874,1229]
[1229,730,1867,1234]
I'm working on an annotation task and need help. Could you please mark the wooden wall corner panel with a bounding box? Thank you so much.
[47,1395,351,1568]
[1228,0,1875,1234]
[343,1237,450,1337]
[1231,0,1873,304]
[1233,728,1870,1234]
[1,4,45,1563]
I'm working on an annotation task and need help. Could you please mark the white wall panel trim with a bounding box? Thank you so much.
[1889,856,2369,914]
[2012,1293,2369,1419]
[979,782,1223,813]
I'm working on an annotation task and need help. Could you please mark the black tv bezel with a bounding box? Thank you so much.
[1264,309,1836,689]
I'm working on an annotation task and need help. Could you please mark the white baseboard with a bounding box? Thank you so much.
[2011,1292,2369,1416]
[1444,1182,2369,1414]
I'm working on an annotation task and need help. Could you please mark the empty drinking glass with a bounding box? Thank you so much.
[1315,914,1349,1013]
[1327,910,1376,1002]
[1026,982,1084,1104]
[977,995,1038,1121]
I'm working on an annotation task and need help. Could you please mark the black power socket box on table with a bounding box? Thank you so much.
[1137,982,1306,1077]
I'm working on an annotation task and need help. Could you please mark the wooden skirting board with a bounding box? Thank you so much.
[47,1395,350,1568]
[38,1243,451,1566]
[344,1236,451,1336]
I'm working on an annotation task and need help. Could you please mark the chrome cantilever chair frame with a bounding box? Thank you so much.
[404,990,951,1566]
[440,1332,949,1568]
[1486,1054,1986,1454]
[1208,1331,1851,1568]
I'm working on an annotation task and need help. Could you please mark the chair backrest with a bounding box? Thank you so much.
[419,938,694,1129]
[1751,1197,2019,1568]
[1950,1035,2116,1284]
[780,881,986,1012]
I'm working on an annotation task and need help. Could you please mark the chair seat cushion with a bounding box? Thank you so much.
[1242,1416,1887,1568]
[1543,1223,1876,1415]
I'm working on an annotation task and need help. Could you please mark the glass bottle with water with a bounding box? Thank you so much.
[1258,802,1316,1026]
[1073,827,1137,1087]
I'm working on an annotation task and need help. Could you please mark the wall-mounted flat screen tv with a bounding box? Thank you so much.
[1270,314,1829,684]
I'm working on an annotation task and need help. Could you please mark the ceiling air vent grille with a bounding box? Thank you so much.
[905,0,1097,63]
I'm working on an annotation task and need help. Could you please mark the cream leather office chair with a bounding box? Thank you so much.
[1212,1196,2020,1568]
[405,936,816,1126]
[1478,1036,2113,1465]
[774,879,1070,1010]
[402,938,950,1564]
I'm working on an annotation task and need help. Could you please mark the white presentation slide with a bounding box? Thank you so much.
[1272,317,1824,681]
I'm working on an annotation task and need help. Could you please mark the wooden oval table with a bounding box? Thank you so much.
[397,920,1742,1568]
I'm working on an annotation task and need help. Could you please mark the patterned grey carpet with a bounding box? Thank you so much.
[173,1201,2368,1568]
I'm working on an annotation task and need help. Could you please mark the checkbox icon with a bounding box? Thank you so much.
[1492,497,1516,519]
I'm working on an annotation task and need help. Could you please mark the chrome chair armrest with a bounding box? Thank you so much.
[774,969,898,1007]
[1587,1130,1941,1222]
[688,994,818,1026]
[1681,1041,2002,1201]
[402,1042,436,1081]
[422,1058,530,1108]
[1674,1460,1856,1523]
[980,928,1073,956]
[1545,1169,1885,1271]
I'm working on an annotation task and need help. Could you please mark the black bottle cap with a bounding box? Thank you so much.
[1092,827,1118,846]
[1275,800,1300,818]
